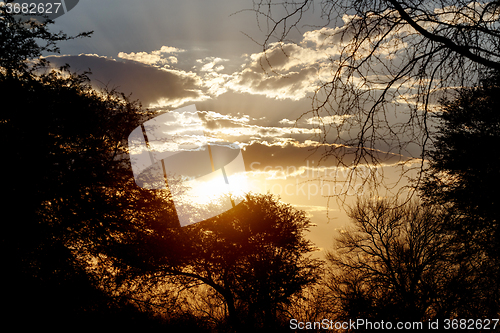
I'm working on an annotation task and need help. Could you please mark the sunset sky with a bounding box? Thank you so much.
[41,0,421,254]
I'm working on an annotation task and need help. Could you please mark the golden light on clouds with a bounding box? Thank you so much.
[117,46,185,67]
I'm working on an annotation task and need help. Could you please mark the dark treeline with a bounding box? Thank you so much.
[2,4,499,332]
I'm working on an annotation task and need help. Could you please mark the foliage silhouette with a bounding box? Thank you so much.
[110,193,323,332]
[1,5,181,329]
[420,71,500,317]
[0,0,91,76]
[421,71,500,259]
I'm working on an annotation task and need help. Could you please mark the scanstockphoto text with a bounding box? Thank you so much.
[289,318,500,330]
[248,161,376,199]
[290,318,424,331]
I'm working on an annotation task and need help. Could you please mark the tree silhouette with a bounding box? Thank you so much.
[111,193,323,331]
[324,198,493,327]
[1,6,177,329]
[421,72,500,259]
[0,0,91,76]
[250,0,500,195]
[420,71,500,317]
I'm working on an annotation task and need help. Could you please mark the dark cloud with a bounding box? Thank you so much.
[196,111,245,130]
[242,142,321,171]
[242,142,411,172]
[46,55,201,106]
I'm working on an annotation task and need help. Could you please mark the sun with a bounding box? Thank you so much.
[185,171,251,207]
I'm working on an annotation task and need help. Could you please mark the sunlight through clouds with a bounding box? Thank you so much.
[306,115,353,125]
[117,45,185,67]
[151,109,321,146]
[51,15,425,108]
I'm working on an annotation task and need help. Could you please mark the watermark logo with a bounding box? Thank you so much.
[2,1,80,21]
[128,104,246,227]
[248,161,371,199]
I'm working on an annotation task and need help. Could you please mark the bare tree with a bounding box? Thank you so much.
[250,0,500,198]
[324,198,496,325]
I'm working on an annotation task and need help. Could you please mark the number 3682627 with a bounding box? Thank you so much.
[3,2,62,14]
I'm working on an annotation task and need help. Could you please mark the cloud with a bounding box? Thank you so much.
[45,14,418,110]
[216,11,423,101]
[196,57,229,72]
[42,12,430,127]
[306,115,353,125]
[45,54,204,107]
[216,40,337,99]
[118,51,167,66]
[242,140,412,177]
[117,45,185,67]
[212,15,405,100]
[175,109,321,144]
[247,43,329,73]
[145,108,411,170]
[434,2,500,25]
[226,66,319,100]
[302,27,340,47]
[279,118,296,125]
[136,108,320,148]
[203,119,320,145]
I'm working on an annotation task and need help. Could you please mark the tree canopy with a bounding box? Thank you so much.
[1,5,176,328]
[112,193,322,331]
[0,0,91,75]
[421,73,500,253]
[419,71,500,317]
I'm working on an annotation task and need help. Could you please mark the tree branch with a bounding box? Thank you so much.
[387,0,500,70]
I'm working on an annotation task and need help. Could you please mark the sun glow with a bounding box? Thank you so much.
[186,172,251,207]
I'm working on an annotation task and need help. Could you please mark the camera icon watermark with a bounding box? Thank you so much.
[128,105,246,227]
